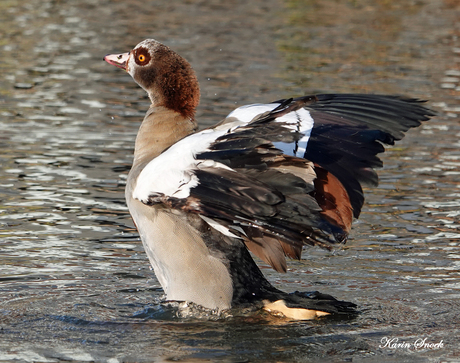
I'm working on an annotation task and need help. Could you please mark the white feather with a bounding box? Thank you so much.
[133,128,231,202]
[230,103,314,158]
[227,103,277,124]
[199,215,243,239]
[273,107,314,158]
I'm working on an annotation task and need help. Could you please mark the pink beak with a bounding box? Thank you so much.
[104,52,130,70]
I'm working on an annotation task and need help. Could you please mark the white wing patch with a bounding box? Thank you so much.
[133,128,232,203]
[229,103,314,158]
[227,103,276,123]
[273,108,314,158]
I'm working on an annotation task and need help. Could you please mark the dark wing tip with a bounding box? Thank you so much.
[305,93,434,218]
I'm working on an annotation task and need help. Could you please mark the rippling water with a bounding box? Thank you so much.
[1,0,459,362]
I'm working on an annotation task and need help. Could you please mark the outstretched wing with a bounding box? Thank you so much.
[132,94,433,272]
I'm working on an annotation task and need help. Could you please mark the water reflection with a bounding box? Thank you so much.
[1,0,459,361]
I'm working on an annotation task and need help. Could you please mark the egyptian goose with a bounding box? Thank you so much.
[104,39,433,319]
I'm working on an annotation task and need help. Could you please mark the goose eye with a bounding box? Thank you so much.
[134,47,150,65]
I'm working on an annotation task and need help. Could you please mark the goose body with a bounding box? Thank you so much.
[104,39,433,319]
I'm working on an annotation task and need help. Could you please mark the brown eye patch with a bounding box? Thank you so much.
[134,47,151,66]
